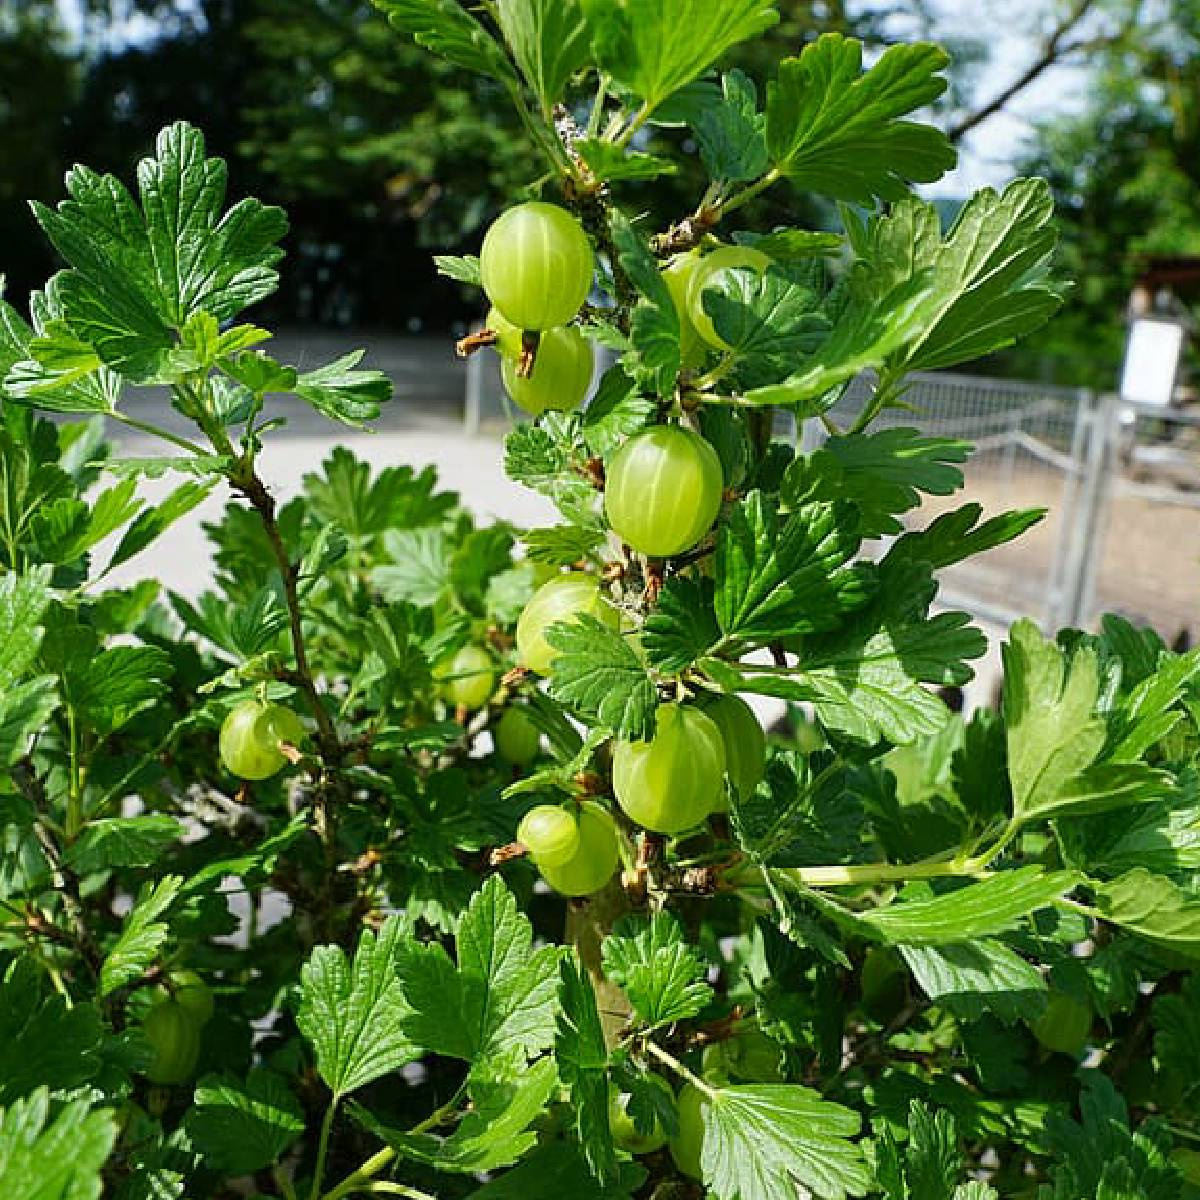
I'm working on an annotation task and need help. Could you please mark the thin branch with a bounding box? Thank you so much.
[946,0,1102,142]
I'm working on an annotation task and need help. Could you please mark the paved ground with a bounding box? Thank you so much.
[97,328,1018,709]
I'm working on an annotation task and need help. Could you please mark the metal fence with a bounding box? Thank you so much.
[466,354,1200,643]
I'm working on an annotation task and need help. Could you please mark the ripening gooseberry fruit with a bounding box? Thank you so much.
[1031,993,1091,1057]
[141,998,202,1085]
[517,804,580,867]
[486,306,523,359]
[613,703,726,834]
[219,699,305,781]
[435,644,496,711]
[685,244,772,350]
[661,251,706,368]
[516,572,619,675]
[501,323,594,416]
[604,425,724,558]
[480,202,594,331]
[536,801,619,896]
[716,1025,785,1083]
[669,1082,708,1180]
[608,1074,674,1154]
[495,706,542,765]
[699,692,766,811]
[156,969,214,1028]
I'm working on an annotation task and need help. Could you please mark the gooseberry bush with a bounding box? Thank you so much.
[2,3,1199,1199]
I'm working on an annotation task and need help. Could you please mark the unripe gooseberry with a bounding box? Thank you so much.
[500,323,594,416]
[535,801,619,896]
[142,998,202,1086]
[613,703,726,834]
[685,244,772,350]
[495,706,542,765]
[669,1082,708,1180]
[516,572,619,675]
[480,202,594,331]
[219,699,305,781]
[699,692,767,811]
[435,645,496,710]
[661,251,706,368]
[604,425,724,558]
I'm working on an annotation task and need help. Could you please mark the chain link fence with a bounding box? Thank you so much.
[466,352,1200,644]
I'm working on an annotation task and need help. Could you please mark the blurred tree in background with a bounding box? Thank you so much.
[1,0,1195,381]
[1015,0,1200,386]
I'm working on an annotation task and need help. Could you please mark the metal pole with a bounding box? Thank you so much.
[1054,391,1118,629]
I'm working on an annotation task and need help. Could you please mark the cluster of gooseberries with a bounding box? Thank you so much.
[604,1021,786,1175]
[474,202,776,901]
[481,202,597,416]
[140,970,215,1086]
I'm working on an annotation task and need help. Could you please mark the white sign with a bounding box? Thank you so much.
[1119,317,1186,408]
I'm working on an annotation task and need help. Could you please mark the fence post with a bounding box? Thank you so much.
[1051,390,1118,629]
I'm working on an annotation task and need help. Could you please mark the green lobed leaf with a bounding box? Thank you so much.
[556,956,617,1182]
[0,958,105,1105]
[609,210,680,396]
[714,492,869,644]
[65,815,182,875]
[863,181,1063,373]
[351,1056,557,1174]
[601,912,713,1030]
[701,1081,870,1200]
[858,868,1080,945]
[576,139,678,182]
[642,575,720,674]
[105,480,216,574]
[297,915,421,1097]
[0,1089,116,1200]
[32,123,286,378]
[1003,620,1113,824]
[900,940,1048,1024]
[1094,869,1200,958]
[373,0,521,86]
[398,875,562,1064]
[783,428,969,538]
[294,350,392,427]
[545,615,657,741]
[583,0,779,114]
[0,567,52,691]
[694,70,769,183]
[101,874,183,995]
[186,1070,305,1176]
[887,503,1045,572]
[495,0,589,114]
[765,34,955,202]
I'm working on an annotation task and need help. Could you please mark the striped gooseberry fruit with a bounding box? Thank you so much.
[142,998,202,1086]
[661,250,706,367]
[516,573,619,675]
[685,244,772,349]
[219,700,305,781]
[669,1082,708,1180]
[613,703,726,834]
[535,801,619,896]
[480,202,594,331]
[517,804,580,867]
[435,645,496,710]
[604,425,723,558]
[501,323,594,415]
[699,692,766,811]
[495,706,542,765]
